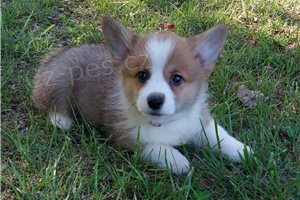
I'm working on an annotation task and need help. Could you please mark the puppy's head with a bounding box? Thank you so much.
[103,17,227,121]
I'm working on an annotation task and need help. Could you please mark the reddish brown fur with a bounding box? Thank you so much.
[121,37,150,106]
[164,35,208,110]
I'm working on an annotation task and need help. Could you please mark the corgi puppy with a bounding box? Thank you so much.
[32,17,252,174]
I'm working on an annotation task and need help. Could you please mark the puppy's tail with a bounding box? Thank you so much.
[32,47,73,114]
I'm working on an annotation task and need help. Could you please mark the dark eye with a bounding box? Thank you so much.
[171,74,183,86]
[137,71,149,83]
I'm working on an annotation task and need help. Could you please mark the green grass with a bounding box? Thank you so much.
[1,0,299,199]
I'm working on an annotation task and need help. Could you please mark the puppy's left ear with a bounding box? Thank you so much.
[190,25,228,72]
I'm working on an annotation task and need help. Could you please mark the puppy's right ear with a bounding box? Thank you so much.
[102,16,137,65]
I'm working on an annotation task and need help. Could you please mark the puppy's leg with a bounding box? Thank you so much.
[33,61,73,130]
[49,112,73,130]
[193,120,252,162]
[142,144,190,175]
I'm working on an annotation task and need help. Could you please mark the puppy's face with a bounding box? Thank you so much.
[121,34,207,117]
[102,17,227,121]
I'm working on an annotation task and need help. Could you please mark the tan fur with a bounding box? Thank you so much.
[121,38,150,107]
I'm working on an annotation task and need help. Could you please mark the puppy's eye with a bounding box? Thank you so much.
[137,71,149,83]
[171,74,183,86]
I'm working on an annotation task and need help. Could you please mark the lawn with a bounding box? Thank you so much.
[1,0,299,199]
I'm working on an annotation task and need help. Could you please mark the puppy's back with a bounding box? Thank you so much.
[32,44,113,114]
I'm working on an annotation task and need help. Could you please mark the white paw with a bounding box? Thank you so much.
[165,151,190,175]
[49,112,72,130]
[142,144,190,175]
[202,122,253,163]
[226,142,253,162]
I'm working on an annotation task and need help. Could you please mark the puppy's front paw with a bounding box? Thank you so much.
[166,151,190,175]
[142,144,190,175]
[226,142,253,162]
[202,122,253,163]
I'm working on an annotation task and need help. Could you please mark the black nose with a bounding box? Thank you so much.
[147,93,165,110]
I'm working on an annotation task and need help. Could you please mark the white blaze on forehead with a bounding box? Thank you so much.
[146,37,175,72]
[135,36,176,116]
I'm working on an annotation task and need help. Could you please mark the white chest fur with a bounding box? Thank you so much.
[119,81,208,147]
[127,97,206,147]
[137,116,201,146]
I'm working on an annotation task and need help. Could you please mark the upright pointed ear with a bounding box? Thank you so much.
[102,16,138,65]
[190,25,228,71]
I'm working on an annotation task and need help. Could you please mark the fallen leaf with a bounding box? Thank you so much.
[274,29,284,35]
[237,85,265,108]
[17,60,28,68]
[160,23,175,31]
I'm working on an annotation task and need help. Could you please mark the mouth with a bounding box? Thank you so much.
[137,110,174,127]
[138,111,165,127]
[148,112,164,116]
[149,120,162,127]
[139,110,167,117]
[145,112,173,127]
